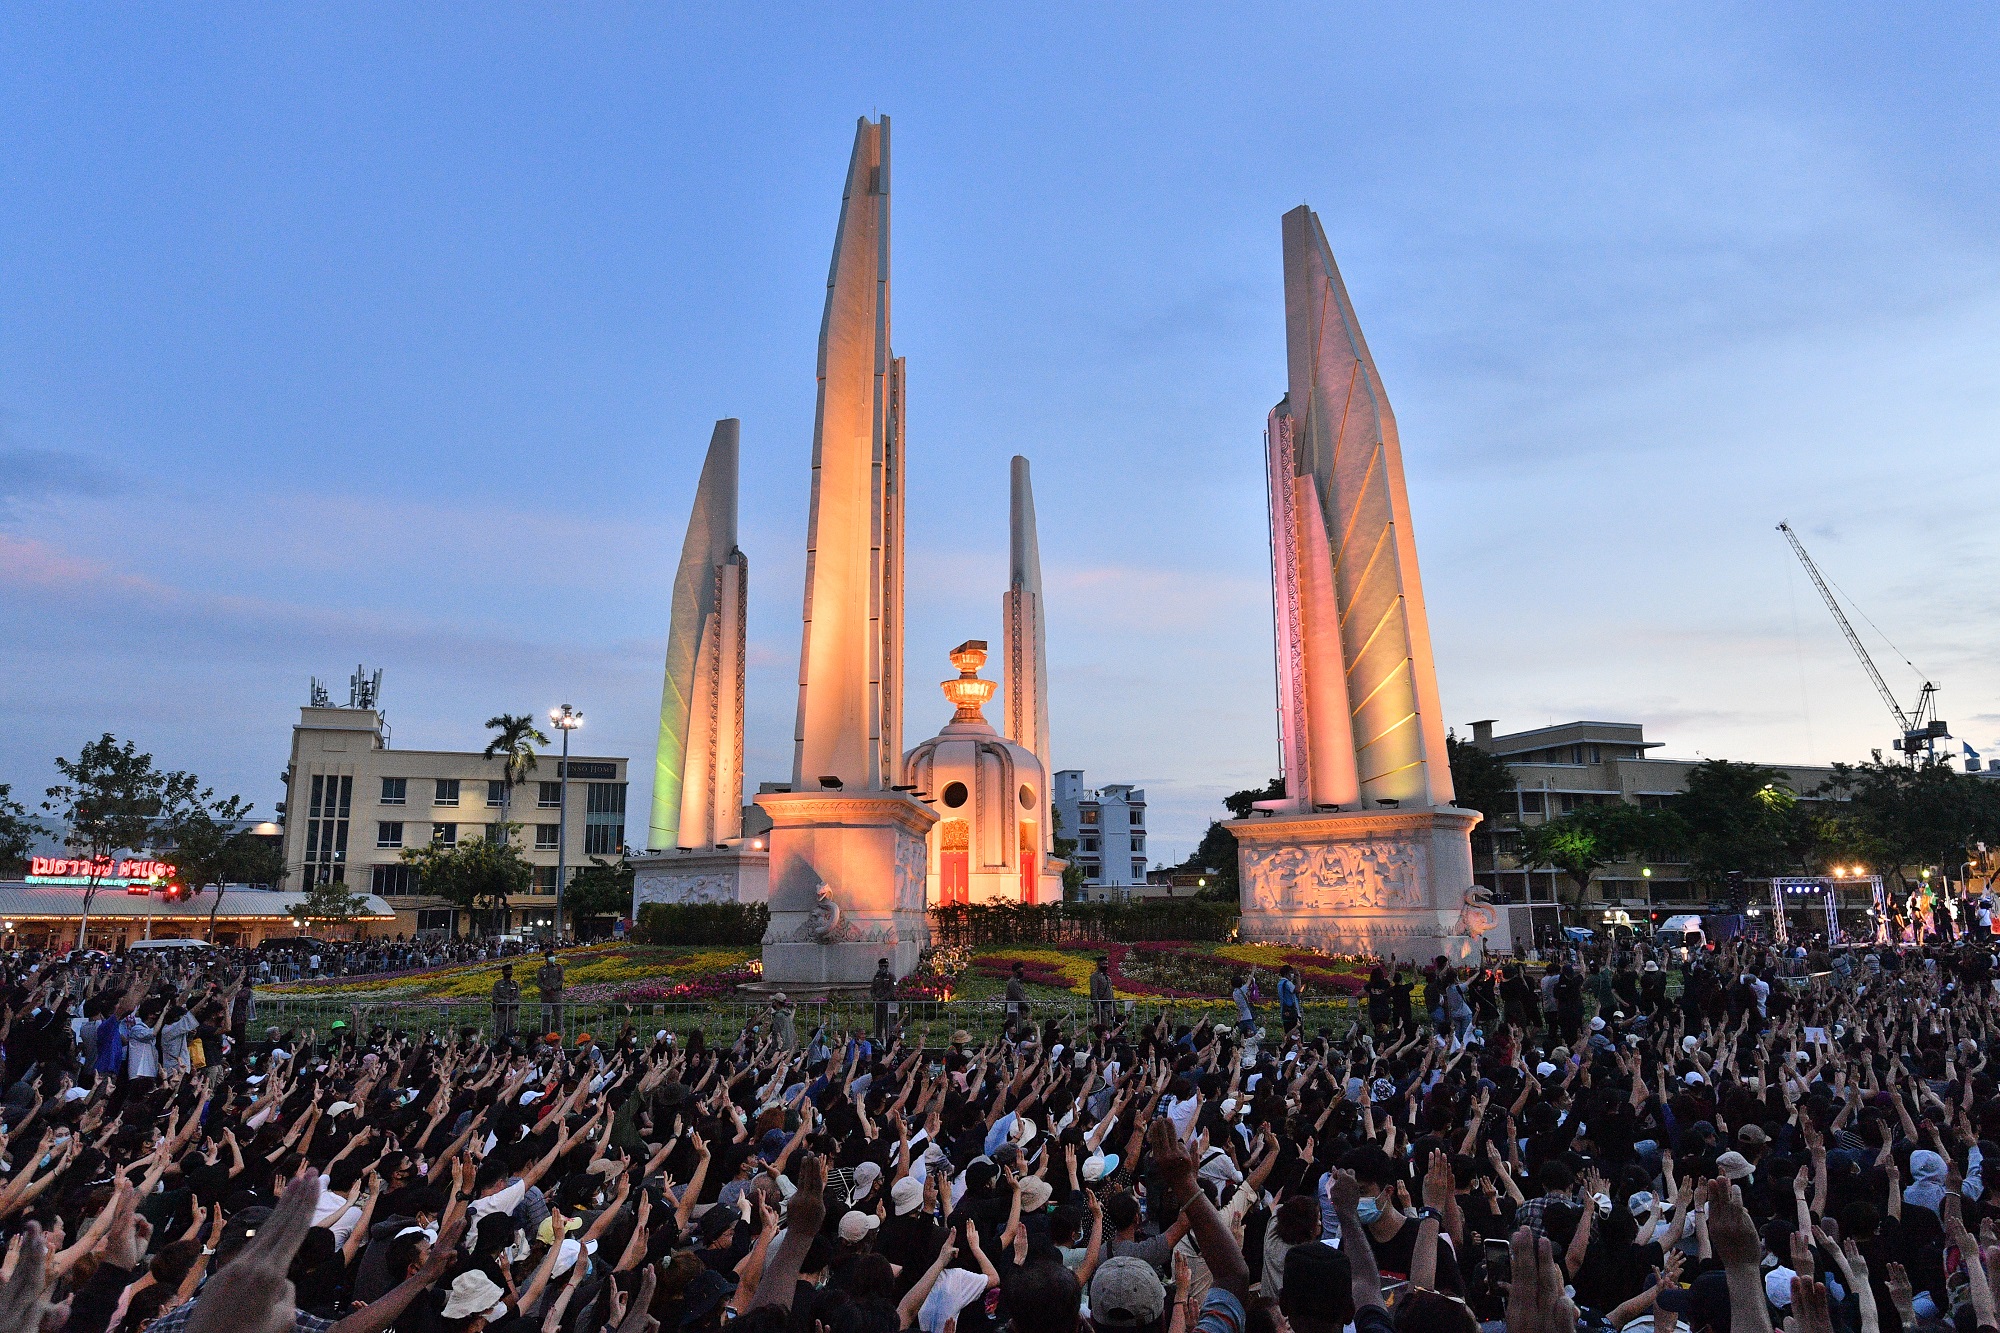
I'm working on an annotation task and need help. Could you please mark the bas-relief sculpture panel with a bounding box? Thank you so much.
[633,871,736,907]
[1239,839,1427,913]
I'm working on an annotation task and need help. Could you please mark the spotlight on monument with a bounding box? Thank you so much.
[818,776,844,790]
[1313,804,1342,812]
[1377,798,1400,808]
[892,784,918,792]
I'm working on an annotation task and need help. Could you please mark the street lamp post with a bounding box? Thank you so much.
[550,704,584,944]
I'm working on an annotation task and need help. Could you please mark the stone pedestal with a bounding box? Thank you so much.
[756,791,936,987]
[1227,806,1499,962]
[629,844,769,910]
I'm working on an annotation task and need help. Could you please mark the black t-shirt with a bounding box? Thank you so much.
[1365,1216,1464,1295]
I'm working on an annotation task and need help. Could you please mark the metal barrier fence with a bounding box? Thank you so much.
[247,993,1365,1046]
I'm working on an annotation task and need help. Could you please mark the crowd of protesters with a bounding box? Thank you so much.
[0,925,1998,1333]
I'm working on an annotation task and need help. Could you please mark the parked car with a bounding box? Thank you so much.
[128,938,213,952]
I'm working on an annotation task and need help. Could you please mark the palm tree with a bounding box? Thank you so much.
[483,714,550,845]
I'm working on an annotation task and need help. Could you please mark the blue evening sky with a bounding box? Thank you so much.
[4,7,1997,860]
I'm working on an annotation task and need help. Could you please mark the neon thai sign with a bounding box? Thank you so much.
[26,857,178,892]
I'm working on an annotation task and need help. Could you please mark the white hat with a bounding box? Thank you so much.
[1219,1098,1239,1118]
[891,1176,924,1215]
[1014,1118,1038,1148]
[1082,1154,1118,1182]
[441,1271,509,1322]
[1681,1036,1699,1053]
[326,1101,357,1117]
[837,1210,881,1243]
[1765,1266,1797,1308]
[1589,1017,1605,1032]
[1684,1070,1704,1085]
[1535,1061,1557,1078]
[1627,1191,1656,1216]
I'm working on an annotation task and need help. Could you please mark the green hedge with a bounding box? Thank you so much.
[927,900,1239,948]
[633,902,769,946]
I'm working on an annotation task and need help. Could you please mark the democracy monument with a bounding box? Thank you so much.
[630,115,1505,988]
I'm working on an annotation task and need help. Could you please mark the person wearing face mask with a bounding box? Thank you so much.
[1335,1146,1464,1297]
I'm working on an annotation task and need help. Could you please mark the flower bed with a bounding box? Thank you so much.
[968,940,1367,1002]
[263,945,758,1003]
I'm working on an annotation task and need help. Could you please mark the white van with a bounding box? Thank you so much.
[128,938,213,952]
[1655,914,1706,961]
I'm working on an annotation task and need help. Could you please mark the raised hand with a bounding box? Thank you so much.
[1506,1227,1566,1333]
[1702,1179,1761,1268]
[1423,1150,1455,1212]
[184,1167,322,1333]
[0,1223,50,1333]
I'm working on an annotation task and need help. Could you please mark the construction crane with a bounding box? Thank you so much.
[1778,522,1946,759]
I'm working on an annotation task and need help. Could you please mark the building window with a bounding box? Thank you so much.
[1129,810,1143,827]
[538,781,562,808]
[1131,835,1144,852]
[941,782,968,808]
[372,864,420,896]
[485,823,508,845]
[304,774,352,887]
[380,777,406,805]
[434,779,460,806]
[1559,794,1578,813]
[535,824,560,851]
[376,822,404,849]
[533,866,559,895]
[1081,837,1099,852]
[488,779,508,807]
[1080,808,1099,826]
[415,907,455,933]
[433,823,458,847]
[1590,746,1602,764]
[1132,860,1147,879]
[1518,791,1545,814]
[584,782,627,857]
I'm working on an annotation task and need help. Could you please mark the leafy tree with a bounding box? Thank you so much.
[1673,760,1813,889]
[1815,759,2000,890]
[401,834,533,935]
[43,735,186,950]
[160,792,289,941]
[566,856,633,933]
[1446,732,1515,852]
[1516,803,1679,905]
[1222,777,1286,819]
[1049,806,1086,899]
[0,784,34,876]
[1173,778,1283,902]
[291,880,372,939]
[482,714,549,842]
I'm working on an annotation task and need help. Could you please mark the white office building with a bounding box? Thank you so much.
[1052,770,1148,900]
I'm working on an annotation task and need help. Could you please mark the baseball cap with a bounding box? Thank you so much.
[697,1206,740,1244]
[837,1210,880,1243]
[1589,1017,1605,1032]
[1090,1256,1166,1327]
[891,1176,924,1215]
[1737,1125,1769,1147]
[1716,1151,1754,1181]
[1082,1153,1118,1183]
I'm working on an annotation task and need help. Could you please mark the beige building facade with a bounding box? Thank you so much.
[1469,719,1839,911]
[282,705,628,938]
